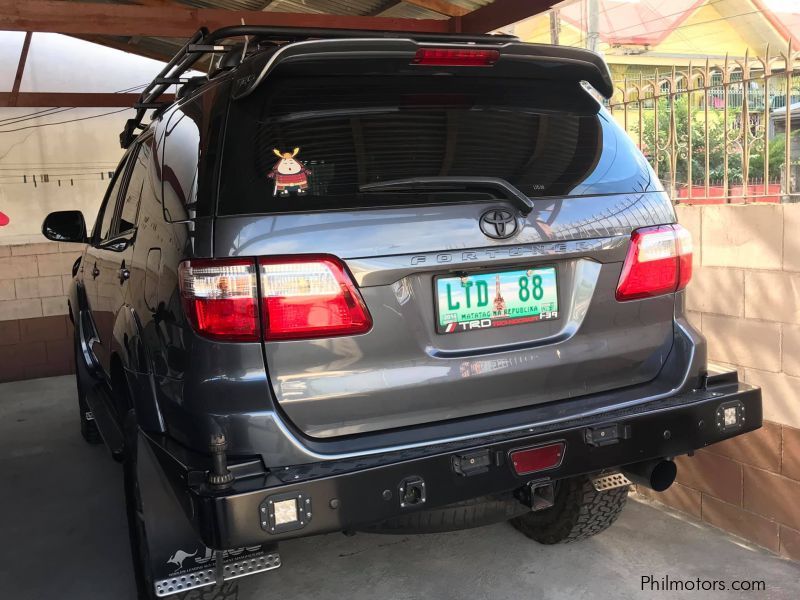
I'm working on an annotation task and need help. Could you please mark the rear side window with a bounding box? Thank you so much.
[219,75,602,215]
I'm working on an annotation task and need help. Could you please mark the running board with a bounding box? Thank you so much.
[154,547,281,597]
[590,472,632,492]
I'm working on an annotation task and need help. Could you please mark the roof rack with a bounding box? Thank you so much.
[119,25,518,148]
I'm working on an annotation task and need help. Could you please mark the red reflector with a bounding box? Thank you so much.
[178,258,259,342]
[259,255,372,340]
[510,442,565,475]
[615,224,693,301]
[412,48,499,67]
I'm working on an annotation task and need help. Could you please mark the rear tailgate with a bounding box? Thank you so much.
[216,47,677,438]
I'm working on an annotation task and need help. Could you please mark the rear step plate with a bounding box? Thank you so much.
[155,547,281,597]
[591,472,632,492]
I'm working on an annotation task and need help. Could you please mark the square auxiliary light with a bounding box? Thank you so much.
[273,499,298,525]
[259,491,312,534]
[715,400,745,433]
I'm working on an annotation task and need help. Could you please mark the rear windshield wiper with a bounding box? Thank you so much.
[359,177,534,216]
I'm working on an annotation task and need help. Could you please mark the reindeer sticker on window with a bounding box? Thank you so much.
[268,147,311,197]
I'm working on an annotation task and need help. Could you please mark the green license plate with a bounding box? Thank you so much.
[435,266,559,334]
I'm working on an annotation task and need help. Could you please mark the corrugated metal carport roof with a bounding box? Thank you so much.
[69,0,498,62]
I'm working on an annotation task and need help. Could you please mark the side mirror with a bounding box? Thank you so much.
[42,210,87,243]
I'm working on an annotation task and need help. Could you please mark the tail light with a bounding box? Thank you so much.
[412,48,499,67]
[179,256,372,342]
[616,224,693,301]
[260,256,372,340]
[178,258,259,341]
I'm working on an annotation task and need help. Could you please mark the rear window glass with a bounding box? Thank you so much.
[219,75,602,215]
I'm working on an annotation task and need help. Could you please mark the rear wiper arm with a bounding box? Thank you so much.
[359,176,534,216]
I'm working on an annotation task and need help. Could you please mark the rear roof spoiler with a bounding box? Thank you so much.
[232,39,614,101]
[119,26,518,148]
[119,26,610,148]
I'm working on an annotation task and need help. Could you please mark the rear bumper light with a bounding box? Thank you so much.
[178,255,372,342]
[615,224,693,301]
[510,442,565,476]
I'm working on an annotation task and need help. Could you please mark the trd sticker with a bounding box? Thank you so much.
[268,147,312,197]
[443,312,559,334]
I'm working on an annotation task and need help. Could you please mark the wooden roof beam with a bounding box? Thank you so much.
[8,31,32,107]
[0,0,452,37]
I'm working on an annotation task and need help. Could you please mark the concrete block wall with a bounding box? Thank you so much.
[638,204,800,562]
[0,241,83,381]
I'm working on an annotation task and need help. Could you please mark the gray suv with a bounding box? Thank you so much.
[42,26,761,600]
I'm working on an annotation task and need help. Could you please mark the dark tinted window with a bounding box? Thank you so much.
[118,138,151,233]
[219,75,602,215]
[95,154,130,241]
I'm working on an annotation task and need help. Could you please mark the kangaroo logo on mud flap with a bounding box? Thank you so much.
[167,549,198,570]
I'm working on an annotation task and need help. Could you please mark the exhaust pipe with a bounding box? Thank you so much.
[622,459,677,492]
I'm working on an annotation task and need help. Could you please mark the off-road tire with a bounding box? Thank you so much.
[364,493,530,534]
[74,336,101,445]
[510,475,628,544]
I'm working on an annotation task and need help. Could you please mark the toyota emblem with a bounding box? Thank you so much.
[479,209,518,240]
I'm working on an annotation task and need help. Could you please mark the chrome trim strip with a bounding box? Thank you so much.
[346,235,627,287]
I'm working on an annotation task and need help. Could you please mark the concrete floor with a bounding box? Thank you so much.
[1,376,798,600]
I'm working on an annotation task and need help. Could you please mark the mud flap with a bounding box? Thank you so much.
[136,433,281,597]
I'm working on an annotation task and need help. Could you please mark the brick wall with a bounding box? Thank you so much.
[0,241,83,382]
[637,204,800,562]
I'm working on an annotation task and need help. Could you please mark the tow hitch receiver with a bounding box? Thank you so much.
[517,481,556,511]
[154,545,280,597]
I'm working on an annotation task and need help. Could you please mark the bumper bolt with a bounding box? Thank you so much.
[329,498,340,509]
[382,489,392,501]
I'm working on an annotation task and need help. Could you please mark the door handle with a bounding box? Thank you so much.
[91,263,100,279]
[118,266,130,284]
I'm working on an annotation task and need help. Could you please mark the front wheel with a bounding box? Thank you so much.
[510,475,628,544]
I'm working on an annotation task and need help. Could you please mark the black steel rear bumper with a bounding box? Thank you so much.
[148,372,761,549]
